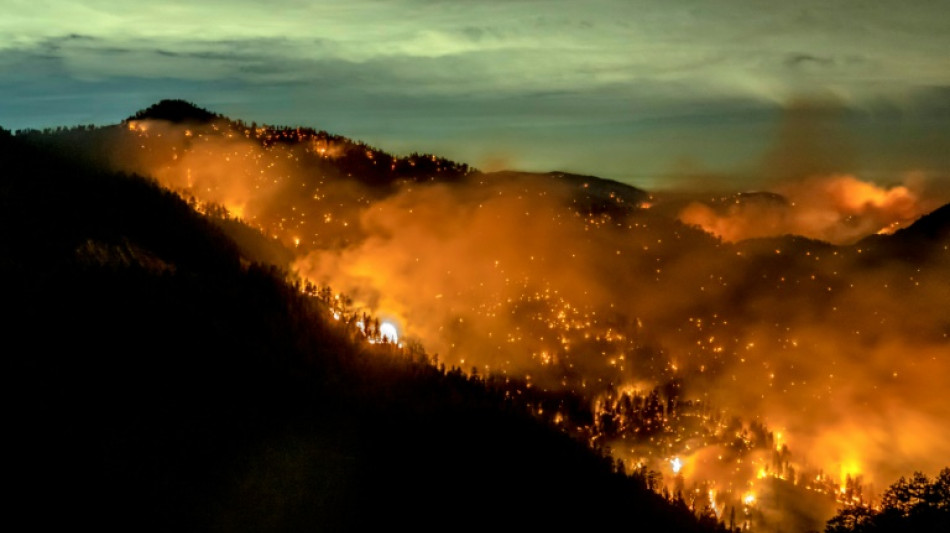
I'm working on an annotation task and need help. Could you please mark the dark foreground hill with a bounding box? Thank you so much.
[0,128,719,531]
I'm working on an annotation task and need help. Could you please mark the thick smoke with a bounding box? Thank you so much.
[677,173,938,244]
[677,99,947,244]
[108,114,950,529]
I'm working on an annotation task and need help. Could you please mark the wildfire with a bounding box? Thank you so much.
[671,457,683,474]
[678,173,933,244]
[379,321,399,343]
[111,114,950,532]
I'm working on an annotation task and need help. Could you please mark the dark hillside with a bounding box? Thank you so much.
[855,203,950,263]
[1,130,719,531]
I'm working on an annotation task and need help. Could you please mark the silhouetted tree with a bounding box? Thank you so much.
[826,468,950,533]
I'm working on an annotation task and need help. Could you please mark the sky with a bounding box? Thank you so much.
[2,0,949,189]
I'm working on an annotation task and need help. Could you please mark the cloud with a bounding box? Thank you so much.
[2,1,949,190]
[785,54,836,68]
[4,1,949,99]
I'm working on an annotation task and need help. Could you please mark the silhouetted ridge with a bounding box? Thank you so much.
[895,202,950,242]
[129,99,219,123]
[713,191,789,208]
[549,170,648,200]
[855,203,950,262]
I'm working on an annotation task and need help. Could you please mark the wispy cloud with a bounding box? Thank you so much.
[1,1,948,185]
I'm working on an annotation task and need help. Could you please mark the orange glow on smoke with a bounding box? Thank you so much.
[678,173,935,244]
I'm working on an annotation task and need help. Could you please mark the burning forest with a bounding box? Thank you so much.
[5,99,949,532]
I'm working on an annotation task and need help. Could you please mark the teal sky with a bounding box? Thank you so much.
[2,0,948,188]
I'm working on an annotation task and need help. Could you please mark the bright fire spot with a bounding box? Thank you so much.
[743,493,756,506]
[670,457,683,474]
[839,459,862,487]
[379,321,398,343]
[226,203,245,219]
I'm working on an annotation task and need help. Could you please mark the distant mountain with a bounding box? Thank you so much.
[707,191,790,210]
[550,170,651,213]
[480,169,650,219]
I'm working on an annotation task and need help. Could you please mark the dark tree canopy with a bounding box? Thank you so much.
[826,468,950,533]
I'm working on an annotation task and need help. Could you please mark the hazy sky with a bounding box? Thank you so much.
[2,0,948,188]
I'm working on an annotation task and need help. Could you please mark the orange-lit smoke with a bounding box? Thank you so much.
[678,173,938,244]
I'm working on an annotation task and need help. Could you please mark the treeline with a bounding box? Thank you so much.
[132,99,473,187]
[11,99,473,191]
[826,469,950,533]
